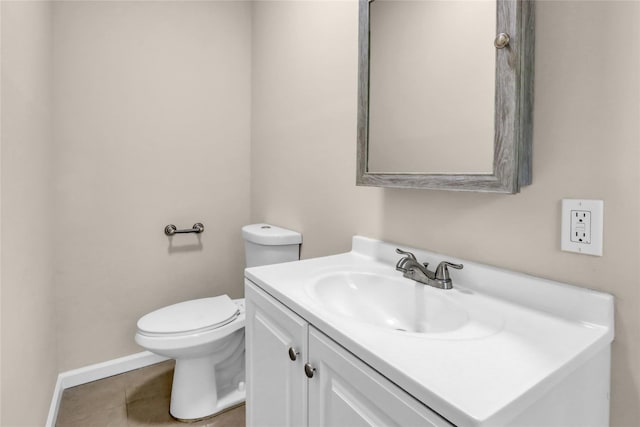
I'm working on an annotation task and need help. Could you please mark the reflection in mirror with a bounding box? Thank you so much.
[368,0,496,174]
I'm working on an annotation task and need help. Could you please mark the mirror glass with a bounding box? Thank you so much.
[367,0,496,174]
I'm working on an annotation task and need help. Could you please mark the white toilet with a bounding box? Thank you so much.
[135,224,301,421]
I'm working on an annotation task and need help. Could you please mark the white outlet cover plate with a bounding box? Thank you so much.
[561,199,604,256]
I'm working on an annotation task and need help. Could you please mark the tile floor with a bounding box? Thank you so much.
[56,360,245,427]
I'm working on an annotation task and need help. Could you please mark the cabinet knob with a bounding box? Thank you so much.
[494,32,510,49]
[288,347,299,361]
[304,363,316,378]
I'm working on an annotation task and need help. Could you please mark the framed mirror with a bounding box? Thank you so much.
[357,0,534,193]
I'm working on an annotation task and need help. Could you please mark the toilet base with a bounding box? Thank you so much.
[169,355,246,421]
[171,396,246,422]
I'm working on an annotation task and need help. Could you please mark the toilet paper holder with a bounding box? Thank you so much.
[164,223,205,236]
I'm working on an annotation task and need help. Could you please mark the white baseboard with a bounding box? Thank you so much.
[46,351,169,427]
[46,376,65,427]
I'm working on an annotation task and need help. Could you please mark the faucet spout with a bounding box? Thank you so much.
[399,259,434,281]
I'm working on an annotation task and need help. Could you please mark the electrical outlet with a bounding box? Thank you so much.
[561,199,603,256]
[570,210,591,244]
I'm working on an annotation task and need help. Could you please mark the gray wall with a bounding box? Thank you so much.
[52,0,252,371]
[2,1,252,423]
[1,1,57,425]
[250,2,640,426]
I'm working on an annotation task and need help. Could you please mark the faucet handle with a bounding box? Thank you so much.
[395,248,417,272]
[395,248,416,260]
[435,261,463,280]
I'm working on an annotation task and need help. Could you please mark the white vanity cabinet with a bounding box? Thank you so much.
[244,236,614,426]
[245,280,450,427]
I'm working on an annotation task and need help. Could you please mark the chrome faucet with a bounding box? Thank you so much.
[395,248,463,290]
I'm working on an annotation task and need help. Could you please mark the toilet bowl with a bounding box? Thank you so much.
[135,295,246,420]
[135,224,301,421]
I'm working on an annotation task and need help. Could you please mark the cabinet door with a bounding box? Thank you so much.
[245,280,308,427]
[308,327,452,427]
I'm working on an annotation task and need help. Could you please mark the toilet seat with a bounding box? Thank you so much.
[137,295,240,338]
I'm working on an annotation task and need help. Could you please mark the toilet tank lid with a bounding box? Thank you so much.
[242,224,302,246]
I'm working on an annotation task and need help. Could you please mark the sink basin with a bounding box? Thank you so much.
[308,271,503,339]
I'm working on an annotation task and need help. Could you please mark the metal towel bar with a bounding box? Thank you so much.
[164,223,204,236]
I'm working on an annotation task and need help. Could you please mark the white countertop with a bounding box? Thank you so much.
[244,236,614,426]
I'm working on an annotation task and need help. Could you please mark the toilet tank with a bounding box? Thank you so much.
[242,224,302,268]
